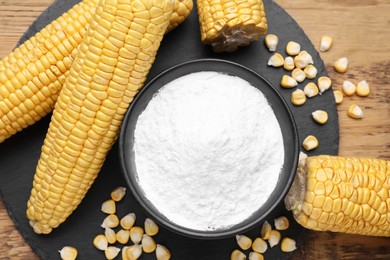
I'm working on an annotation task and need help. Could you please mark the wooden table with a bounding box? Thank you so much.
[0,0,389,259]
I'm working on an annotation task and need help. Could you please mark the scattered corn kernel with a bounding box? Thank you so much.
[302,135,319,151]
[268,53,284,67]
[333,90,343,104]
[111,186,126,202]
[347,104,364,119]
[122,246,130,260]
[249,252,264,260]
[125,245,142,260]
[144,218,159,236]
[264,34,279,52]
[294,51,313,69]
[120,213,136,230]
[319,35,333,52]
[342,80,357,96]
[59,246,78,260]
[356,80,370,96]
[260,221,272,240]
[142,234,157,253]
[105,246,121,260]
[93,234,108,251]
[156,244,171,260]
[104,227,117,244]
[274,216,290,230]
[281,237,297,252]
[286,41,301,56]
[291,89,307,106]
[130,226,144,244]
[284,56,295,71]
[334,57,348,73]
[312,110,328,125]
[101,214,119,229]
[116,229,130,244]
[101,199,116,214]
[281,75,298,88]
[303,64,317,79]
[292,68,306,83]
[269,230,281,248]
[230,249,246,260]
[304,82,319,98]
[317,76,332,93]
[236,234,252,250]
[252,238,268,254]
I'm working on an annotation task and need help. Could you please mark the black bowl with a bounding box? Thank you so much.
[119,59,299,239]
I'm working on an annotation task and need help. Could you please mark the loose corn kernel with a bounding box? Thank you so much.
[59,246,78,260]
[230,249,246,260]
[125,245,142,260]
[236,234,252,250]
[260,220,271,240]
[145,218,159,236]
[264,34,279,52]
[156,244,171,260]
[342,80,357,96]
[356,80,370,97]
[274,216,290,230]
[116,229,130,244]
[294,51,313,69]
[93,234,108,251]
[130,226,144,244]
[334,57,348,73]
[281,237,297,252]
[252,238,267,253]
[333,90,343,104]
[268,53,284,67]
[291,89,306,106]
[104,246,121,260]
[142,234,157,253]
[312,110,328,125]
[292,68,306,83]
[120,213,136,230]
[319,35,333,52]
[347,104,364,119]
[101,214,119,229]
[122,246,130,260]
[284,56,295,71]
[101,199,116,214]
[303,64,318,79]
[303,135,319,151]
[286,41,301,56]
[318,76,332,93]
[111,186,126,202]
[304,82,319,98]
[104,227,116,244]
[281,75,298,88]
[249,252,264,260]
[269,230,281,248]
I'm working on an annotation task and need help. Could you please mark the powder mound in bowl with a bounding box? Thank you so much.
[133,71,284,231]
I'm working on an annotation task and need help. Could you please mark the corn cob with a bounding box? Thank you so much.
[27,0,175,234]
[285,155,390,237]
[0,0,192,144]
[196,0,268,52]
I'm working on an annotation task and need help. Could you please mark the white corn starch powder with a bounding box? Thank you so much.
[133,71,284,231]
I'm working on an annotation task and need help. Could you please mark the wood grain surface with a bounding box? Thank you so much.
[0,0,389,259]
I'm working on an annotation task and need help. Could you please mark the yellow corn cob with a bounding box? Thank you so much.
[285,155,390,237]
[197,0,267,52]
[0,0,192,143]
[27,0,175,234]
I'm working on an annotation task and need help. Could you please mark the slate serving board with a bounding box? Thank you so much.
[0,0,339,259]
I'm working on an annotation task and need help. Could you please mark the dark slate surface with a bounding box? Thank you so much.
[0,0,339,259]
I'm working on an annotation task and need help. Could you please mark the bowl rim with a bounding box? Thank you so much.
[119,58,299,239]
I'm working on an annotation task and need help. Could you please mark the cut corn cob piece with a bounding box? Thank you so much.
[285,155,390,237]
[142,234,157,253]
[59,246,78,260]
[110,186,126,202]
[347,104,364,119]
[334,57,348,73]
[105,246,121,260]
[156,244,171,260]
[260,220,271,240]
[236,234,252,250]
[267,53,284,67]
[302,135,318,151]
[333,90,343,104]
[357,80,370,97]
[144,218,159,236]
[26,0,176,234]
[274,216,289,230]
[281,237,296,252]
[319,35,333,52]
[0,0,192,144]
[264,34,278,51]
[197,0,268,52]
[249,252,264,260]
[252,237,267,254]
[286,41,301,56]
[230,249,246,260]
